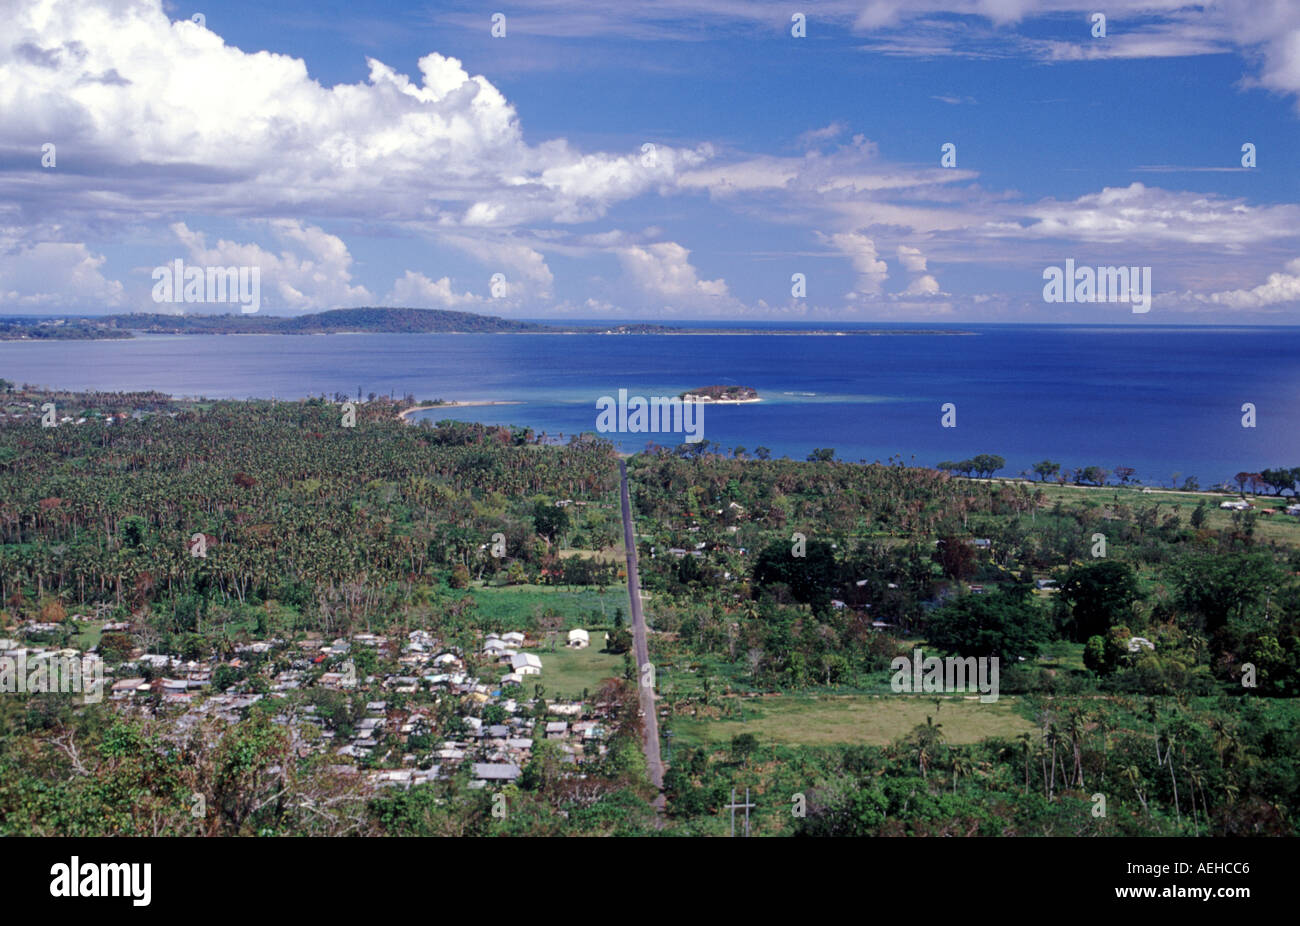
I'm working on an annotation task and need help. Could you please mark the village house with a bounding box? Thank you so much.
[435,744,467,762]
[471,762,522,784]
[136,653,176,670]
[397,651,427,669]
[317,670,356,690]
[111,677,148,699]
[374,769,414,789]
[411,766,442,785]
[271,671,302,692]
[572,721,603,742]
[545,721,568,740]
[509,652,542,676]
[406,630,434,652]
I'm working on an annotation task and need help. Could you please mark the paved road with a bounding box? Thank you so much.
[618,459,665,800]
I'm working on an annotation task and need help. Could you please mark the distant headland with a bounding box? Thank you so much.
[0,307,975,340]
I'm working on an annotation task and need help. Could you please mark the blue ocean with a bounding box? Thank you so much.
[2,323,1296,487]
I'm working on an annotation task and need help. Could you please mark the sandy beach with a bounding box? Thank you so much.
[399,400,522,422]
[683,397,763,405]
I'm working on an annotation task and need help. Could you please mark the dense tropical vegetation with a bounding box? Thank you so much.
[1,385,1296,836]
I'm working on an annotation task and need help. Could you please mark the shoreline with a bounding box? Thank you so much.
[680,397,762,405]
[3,388,1273,492]
[398,400,523,421]
[0,328,981,342]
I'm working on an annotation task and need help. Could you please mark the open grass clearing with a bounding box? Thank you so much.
[671,693,1035,748]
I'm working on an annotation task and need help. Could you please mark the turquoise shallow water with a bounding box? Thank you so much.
[1,324,1296,486]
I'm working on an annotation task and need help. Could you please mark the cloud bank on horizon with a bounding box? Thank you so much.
[0,0,1298,322]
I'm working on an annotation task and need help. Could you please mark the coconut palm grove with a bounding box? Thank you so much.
[1,384,1297,840]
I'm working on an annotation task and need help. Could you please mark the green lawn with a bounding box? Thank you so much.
[1035,640,1087,672]
[532,639,624,699]
[670,693,1035,749]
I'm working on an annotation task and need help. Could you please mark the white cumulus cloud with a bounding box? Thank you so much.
[825,231,889,296]
[169,220,372,312]
[616,241,728,299]
[0,0,710,229]
[0,240,124,309]
[1179,257,1300,310]
[385,271,480,307]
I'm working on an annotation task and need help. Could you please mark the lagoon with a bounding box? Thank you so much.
[1,323,1296,486]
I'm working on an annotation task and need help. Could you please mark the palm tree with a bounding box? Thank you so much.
[908,715,944,780]
[1063,708,1087,789]
[1122,764,1148,814]
[1187,766,1206,836]
[1017,732,1033,794]
[950,752,974,794]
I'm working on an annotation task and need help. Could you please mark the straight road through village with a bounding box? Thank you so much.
[618,459,665,802]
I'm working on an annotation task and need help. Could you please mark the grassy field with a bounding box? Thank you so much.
[557,545,623,564]
[532,639,624,699]
[1004,480,1300,547]
[72,622,103,651]
[464,584,630,631]
[670,693,1036,748]
[1035,640,1087,672]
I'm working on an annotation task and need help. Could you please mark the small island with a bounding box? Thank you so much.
[680,385,761,404]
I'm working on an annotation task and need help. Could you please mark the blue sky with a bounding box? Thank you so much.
[2,0,1299,321]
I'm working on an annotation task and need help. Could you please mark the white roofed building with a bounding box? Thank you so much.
[510,652,542,676]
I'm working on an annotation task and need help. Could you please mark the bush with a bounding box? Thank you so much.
[604,628,631,654]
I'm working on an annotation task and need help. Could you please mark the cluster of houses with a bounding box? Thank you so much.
[481,631,541,686]
[311,630,610,789]
[0,396,165,426]
[0,636,95,689]
[1218,498,1300,515]
[3,616,614,793]
[365,698,608,792]
[650,502,751,558]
